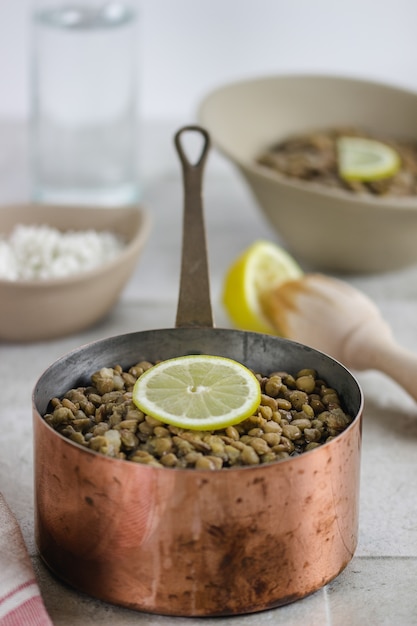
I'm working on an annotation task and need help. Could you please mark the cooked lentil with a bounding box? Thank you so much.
[43,361,354,469]
[256,127,417,196]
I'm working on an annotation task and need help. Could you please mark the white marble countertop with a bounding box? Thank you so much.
[1,120,417,625]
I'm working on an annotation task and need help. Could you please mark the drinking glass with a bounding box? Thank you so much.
[30,0,140,206]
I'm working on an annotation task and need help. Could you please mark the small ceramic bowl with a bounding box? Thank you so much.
[0,203,151,342]
[198,74,417,272]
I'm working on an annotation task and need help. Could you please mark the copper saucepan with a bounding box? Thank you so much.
[33,126,363,617]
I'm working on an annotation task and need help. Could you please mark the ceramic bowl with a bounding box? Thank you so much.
[198,74,417,272]
[0,203,151,342]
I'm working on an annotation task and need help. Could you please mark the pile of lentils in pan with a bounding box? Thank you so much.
[256,126,417,197]
[43,360,354,470]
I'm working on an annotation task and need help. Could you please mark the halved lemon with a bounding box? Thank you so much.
[337,136,401,182]
[132,354,261,431]
[222,240,303,334]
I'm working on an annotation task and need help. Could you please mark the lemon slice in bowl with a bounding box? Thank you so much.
[132,355,261,431]
[337,136,401,182]
[222,240,303,334]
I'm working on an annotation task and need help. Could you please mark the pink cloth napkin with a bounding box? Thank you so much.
[0,493,53,626]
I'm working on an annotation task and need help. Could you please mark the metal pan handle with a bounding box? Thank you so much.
[174,125,214,329]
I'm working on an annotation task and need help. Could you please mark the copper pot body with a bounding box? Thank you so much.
[33,327,363,617]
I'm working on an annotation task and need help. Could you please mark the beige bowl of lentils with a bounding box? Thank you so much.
[198,73,417,272]
[0,203,150,341]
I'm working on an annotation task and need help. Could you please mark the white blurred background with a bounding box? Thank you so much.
[2,0,417,122]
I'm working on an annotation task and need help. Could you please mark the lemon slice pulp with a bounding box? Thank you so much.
[222,240,303,334]
[132,355,261,431]
[337,136,400,182]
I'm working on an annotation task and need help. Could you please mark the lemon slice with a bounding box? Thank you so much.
[222,240,303,333]
[132,355,261,431]
[337,136,400,182]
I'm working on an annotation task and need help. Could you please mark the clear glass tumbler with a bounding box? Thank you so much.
[30,0,140,206]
